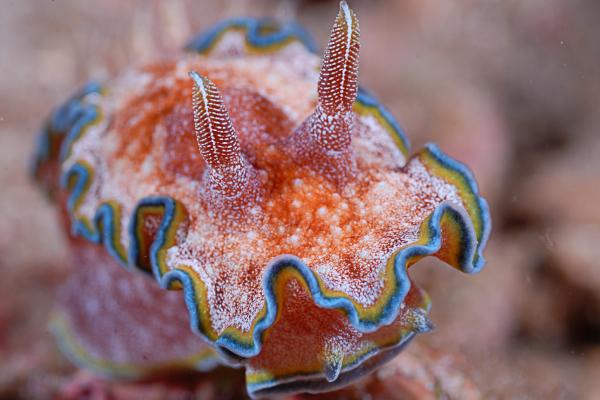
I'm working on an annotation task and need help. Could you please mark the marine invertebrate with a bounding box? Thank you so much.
[32,1,490,397]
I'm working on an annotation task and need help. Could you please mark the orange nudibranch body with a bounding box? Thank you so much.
[32,1,490,397]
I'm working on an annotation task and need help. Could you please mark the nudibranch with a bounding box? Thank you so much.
[32,1,490,397]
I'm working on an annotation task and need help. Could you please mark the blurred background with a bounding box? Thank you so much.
[1,0,599,398]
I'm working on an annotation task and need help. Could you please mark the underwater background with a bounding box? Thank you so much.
[1,0,599,398]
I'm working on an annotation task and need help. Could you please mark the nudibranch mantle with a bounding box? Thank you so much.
[33,3,490,398]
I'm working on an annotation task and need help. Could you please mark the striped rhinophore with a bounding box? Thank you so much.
[33,1,491,397]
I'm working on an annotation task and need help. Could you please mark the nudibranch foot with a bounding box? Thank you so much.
[250,335,414,398]
[52,241,220,378]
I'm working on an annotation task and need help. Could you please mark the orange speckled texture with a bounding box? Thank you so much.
[65,45,455,326]
[41,11,487,397]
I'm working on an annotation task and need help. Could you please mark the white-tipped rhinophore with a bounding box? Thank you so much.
[310,0,360,153]
[189,71,250,199]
